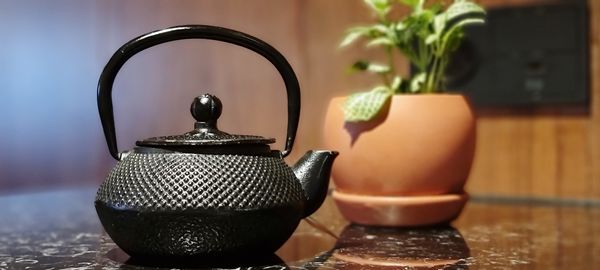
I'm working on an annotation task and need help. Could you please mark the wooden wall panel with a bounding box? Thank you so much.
[1,0,599,200]
[467,0,600,199]
[591,0,600,200]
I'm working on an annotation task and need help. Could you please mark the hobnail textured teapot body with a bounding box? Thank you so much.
[96,149,306,258]
[97,150,305,212]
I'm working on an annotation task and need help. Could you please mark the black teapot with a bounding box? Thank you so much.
[94,25,338,259]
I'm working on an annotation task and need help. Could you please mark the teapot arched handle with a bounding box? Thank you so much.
[97,25,300,161]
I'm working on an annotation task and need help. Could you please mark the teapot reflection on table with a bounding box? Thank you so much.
[331,225,471,269]
[93,25,338,259]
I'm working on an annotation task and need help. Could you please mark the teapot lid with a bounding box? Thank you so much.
[136,94,275,149]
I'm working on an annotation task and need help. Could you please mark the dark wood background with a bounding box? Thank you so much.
[1,0,599,200]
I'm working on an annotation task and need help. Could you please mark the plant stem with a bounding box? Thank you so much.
[426,56,438,93]
[416,41,424,70]
[434,56,448,91]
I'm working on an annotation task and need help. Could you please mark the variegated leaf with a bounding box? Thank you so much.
[446,1,486,22]
[343,87,392,122]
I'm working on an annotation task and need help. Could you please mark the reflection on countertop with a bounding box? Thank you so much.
[0,188,599,269]
[332,225,469,269]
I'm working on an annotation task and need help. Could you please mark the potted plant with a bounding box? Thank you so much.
[322,0,486,226]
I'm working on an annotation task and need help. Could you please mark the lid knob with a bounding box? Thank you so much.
[191,94,222,127]
[136,92,276,148]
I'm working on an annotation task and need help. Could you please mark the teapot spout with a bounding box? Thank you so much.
[292,150,339,218]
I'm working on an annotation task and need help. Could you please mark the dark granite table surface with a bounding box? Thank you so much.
[1,188,599,269]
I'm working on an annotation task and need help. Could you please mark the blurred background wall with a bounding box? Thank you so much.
[0,0,598,200]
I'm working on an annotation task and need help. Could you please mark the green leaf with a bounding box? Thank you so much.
[364,0,392,17]
[406,12,435,39]
[442,17,485,49]
[340,31,364,47]
[399,0,418,7]
[396,22,407,31]
[433,13,447,35]
[350,60,390,74]
[367,63,391,74]
[440,18,485,55]
[410,73,426,93]
[451,17,486,29]
[364,0,389,10]
[339,26,376,47]
[370,24,390,34]
[346,26,371,34]
[429,2,444,14]
[343,86,393,122]
[340,24,391,48]
[391,76,403,92]
[400,0,425,12]
[366,36,394,47]
[425,34,438,45]
[446,1,486,22]
[350,60,369,71]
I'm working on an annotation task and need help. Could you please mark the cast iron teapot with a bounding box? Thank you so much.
[94,25,338,259]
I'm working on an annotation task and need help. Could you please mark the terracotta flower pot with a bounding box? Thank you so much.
[322,94,476,226]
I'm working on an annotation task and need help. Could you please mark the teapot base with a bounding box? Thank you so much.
[122,252,285,268]
[95,201,302,258]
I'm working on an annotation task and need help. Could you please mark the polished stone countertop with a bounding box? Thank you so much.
[0,188,598,269]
